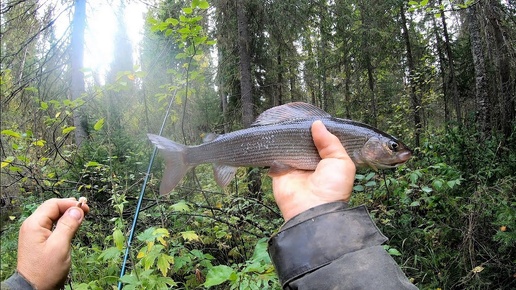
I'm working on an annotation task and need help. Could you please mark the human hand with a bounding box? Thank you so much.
[270,120,356,221]
[16,198,89,290]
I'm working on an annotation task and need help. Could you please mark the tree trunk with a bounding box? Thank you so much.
[236,0,254,128]
[400,4,421,148]
[359,0,377,127]
[467,4,490,139]
[432,13,449,125]
[276,47,283,106]
[70,0,88,147]
[439,0,461,126]
[487,0,514,138]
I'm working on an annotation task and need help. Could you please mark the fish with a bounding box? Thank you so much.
[148,102,412,195]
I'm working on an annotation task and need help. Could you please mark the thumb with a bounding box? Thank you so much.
[311,120,350,160]
[49,207,84,245]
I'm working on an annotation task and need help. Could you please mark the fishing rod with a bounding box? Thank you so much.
[117,90,176,290]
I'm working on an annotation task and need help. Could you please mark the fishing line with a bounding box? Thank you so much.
[117,90,176,290]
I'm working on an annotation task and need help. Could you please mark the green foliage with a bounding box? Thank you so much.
[204,238,279,289]
[2,0,516,290]
[350,128,516,289]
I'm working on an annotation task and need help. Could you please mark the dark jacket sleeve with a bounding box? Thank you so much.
[267,202,418,290]
[1,272,35,290]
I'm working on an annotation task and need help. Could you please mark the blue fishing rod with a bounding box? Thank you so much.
[117,91,176,290]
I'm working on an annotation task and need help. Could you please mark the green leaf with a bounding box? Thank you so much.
[24,86,38,93]
[365,172,376,181]
[99,246,122,261]
[409,172,420,184]
[62,126,76,134]
[166,17,179,26]
[93,118,105,131]
[420,0,429,6]
[182,7,193,14]
[171,201,190,212]
[204,265,236,287]
[157,254,174,276]
[198,0,209,9]
[85,161,100,167]
[353,185,364,192]
[421,186,433,193]
[1,130,21,138]
[365,180,376,187]
[137,227,157,242]
[113,229,125,250]
[432,179,443,190]
[388,247,402,256]
[40,102,48,110]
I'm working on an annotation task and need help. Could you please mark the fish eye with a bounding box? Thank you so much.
[388,141,399,151]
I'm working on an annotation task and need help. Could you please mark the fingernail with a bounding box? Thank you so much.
[68,208,83,221]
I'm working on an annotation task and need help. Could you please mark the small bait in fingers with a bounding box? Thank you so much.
[77,196,88,208]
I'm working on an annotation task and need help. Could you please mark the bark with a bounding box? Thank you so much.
[400,4,421,148]
[236,0,254,128]
[439,0,461,125]
[70,0,88,147]
[432,14,449,124]
[467,4,490,139]
[359,0,377,127]
[487,0,515,138]
[276,48,283,106]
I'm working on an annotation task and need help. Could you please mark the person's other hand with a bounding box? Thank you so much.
[270,120,356,221]
[17,198,89,290]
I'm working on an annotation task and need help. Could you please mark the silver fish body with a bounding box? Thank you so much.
[148,102,412,195]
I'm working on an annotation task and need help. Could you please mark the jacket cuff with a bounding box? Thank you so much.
[1,271,36,290]
[267,202,388,287]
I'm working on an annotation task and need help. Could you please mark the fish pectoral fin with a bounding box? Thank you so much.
[213,164,238,187]
[268,161,296,176]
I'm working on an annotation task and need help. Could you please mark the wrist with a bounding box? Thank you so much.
[2,271,36,290]
[278,196,348,222]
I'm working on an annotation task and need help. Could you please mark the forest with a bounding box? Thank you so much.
[1,0,515,289]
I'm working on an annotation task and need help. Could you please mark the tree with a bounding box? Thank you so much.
[236,0,254,127]
[467,2,490,138]
[400,3,422,148]
[70,0,88,147]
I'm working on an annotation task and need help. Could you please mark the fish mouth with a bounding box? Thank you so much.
[374,151,412,169]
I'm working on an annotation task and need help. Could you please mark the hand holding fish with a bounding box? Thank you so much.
[270,120,356,221]
[148,102,412,196]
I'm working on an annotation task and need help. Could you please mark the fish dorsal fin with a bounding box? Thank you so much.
[251,102,330,127]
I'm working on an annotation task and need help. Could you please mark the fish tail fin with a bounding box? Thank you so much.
[147,134,191,195]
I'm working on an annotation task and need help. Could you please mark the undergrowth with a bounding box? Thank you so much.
[2,128,515,289]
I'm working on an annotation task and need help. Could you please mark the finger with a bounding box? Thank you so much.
[47,207,85,246]
[30,198,90,230]
[311,120,351,160]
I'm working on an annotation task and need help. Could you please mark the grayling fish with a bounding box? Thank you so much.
[148,102,412,195]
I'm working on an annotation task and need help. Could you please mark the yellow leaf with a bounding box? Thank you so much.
[9,216,16,220]
[472,266,484,273]
[137,250,145,259]
[33,140,46,147]
[181,231,200,242]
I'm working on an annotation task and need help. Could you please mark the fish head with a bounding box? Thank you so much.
[356,136,412,170]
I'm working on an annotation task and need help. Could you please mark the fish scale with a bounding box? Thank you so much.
[148,102,412,195]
